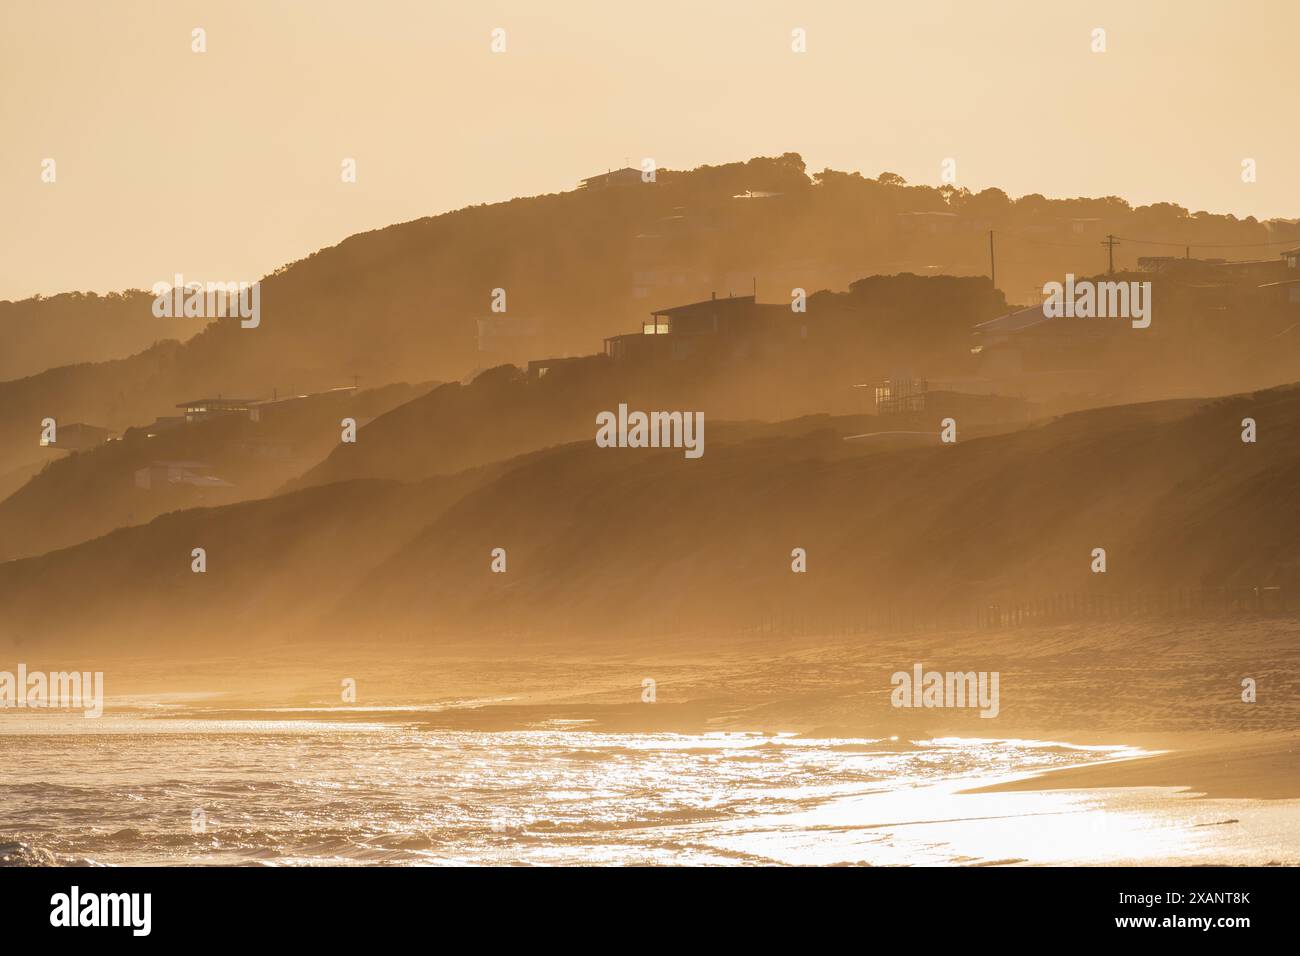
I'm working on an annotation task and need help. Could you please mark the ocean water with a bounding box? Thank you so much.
[0,715,1284,866]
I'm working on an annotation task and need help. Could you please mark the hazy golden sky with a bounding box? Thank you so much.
[2,0,1296,300]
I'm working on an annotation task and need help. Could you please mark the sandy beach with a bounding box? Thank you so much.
[6,617,1293,865]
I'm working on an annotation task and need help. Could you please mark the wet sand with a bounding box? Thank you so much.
[967,735,1300,800]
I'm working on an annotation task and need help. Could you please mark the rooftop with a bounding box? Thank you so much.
[176,397,256,409]
[579,167,641,188]
[974,305,1051,336]
[651,294,758,319]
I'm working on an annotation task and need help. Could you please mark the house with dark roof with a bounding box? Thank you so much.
[603,293,793,363]
[1258,248,1300,307]
[971,303,1119,376]
[176,397,256,424]
[579,167,642,189]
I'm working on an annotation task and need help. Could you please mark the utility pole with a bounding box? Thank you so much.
[988,230,996,290]
[1101,234,1120,275]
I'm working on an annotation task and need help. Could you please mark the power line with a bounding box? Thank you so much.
[1112,235,1300,249]
[1101,234,1120,274]
[996,233,1097,250]
[997,231,1298,251]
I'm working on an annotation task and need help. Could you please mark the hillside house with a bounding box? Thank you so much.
[1259,248,1300,306]
[176,397,256,424]
[247,386,357,422]
[579,167,642,189]
[971,303,1117,376]
[602,293,793,363]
